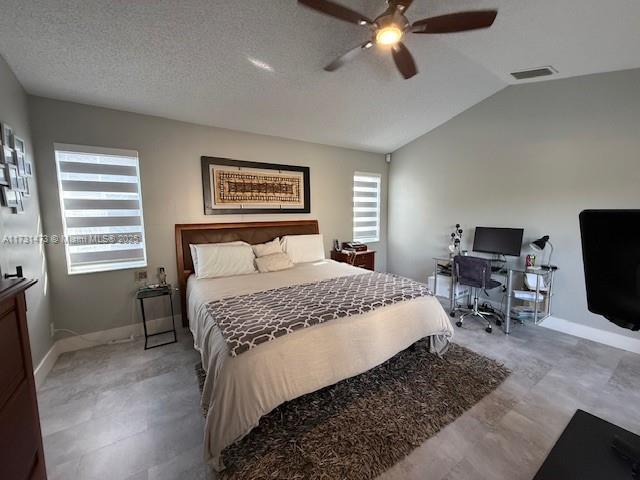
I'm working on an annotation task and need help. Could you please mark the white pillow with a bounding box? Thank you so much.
[190,241,247,272]
[281,234,325,264]
[252,238,283,258]
[255,253,294,273]
[193,244,256,279]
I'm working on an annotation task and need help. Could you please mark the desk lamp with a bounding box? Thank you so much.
[530,235,557,270]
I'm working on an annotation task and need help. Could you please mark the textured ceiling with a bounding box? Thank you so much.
[1,0,639,153]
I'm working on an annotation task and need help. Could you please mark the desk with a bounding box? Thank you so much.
[434,257,557,334]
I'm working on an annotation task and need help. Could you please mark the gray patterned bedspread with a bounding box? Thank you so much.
[204,272,433,357]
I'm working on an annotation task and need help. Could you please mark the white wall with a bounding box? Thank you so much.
[28,96,387,336]
[388,68,640,340]
[0,55,53,365]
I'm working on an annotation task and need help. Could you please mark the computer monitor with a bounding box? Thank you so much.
[580,209,640,331]
[472,227,524,257]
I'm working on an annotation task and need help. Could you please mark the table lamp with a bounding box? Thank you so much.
[530,235,557,270]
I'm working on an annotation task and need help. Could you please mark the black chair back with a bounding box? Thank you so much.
[454,255,492,289]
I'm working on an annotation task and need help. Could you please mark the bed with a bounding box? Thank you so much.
[175,220,454,470]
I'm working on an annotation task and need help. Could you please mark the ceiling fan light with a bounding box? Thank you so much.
[376,26,403,45]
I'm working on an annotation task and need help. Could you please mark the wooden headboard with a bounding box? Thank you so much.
[175,220,320,326]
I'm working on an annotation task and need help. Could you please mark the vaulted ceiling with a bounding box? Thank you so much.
[1,0,639,152]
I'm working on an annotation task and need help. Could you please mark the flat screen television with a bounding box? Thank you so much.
[579,209,640,331]
[472,227,524,257]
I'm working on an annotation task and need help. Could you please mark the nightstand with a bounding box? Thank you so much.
[136,284,178,349]
[330,250,376,271]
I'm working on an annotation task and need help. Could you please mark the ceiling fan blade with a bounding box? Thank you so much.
[389,0,414,13]
[325,41,373,72]
[412,10,498,34]
[298,0,372,26]
[391,42,418,79]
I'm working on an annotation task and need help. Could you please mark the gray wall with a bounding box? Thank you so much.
[28,96,387,336]
[0,56,53,365]
[388,68,640,339]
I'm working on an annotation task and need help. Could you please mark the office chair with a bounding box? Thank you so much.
[452,255,502,333]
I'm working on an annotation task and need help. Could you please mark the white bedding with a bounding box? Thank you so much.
[187,259,454,470]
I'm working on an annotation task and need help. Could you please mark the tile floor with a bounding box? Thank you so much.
[38,317,640,480]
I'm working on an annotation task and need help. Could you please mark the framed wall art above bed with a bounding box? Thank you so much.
[201,156,310,215]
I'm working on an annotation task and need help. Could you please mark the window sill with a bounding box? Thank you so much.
[67,261,147,276]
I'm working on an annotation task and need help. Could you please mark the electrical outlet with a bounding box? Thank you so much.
[50,322,55,338]
[134,270,148,283]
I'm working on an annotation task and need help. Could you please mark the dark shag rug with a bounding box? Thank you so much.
[195,341,509,480]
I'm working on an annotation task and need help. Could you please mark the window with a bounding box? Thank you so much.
[54,144,147,274]
[352,172,381,243]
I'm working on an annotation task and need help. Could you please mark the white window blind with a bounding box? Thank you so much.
[54,144,147,275]
[353,172,381,243]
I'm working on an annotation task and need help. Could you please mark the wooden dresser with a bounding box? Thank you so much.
[0,278,47,480]
[330,250,376,271]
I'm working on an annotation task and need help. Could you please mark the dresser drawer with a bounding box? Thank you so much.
[0,380,39,480]
[353,253,375,271]
[355,261,372,269]
[0,307,26,409]
[330,250,376,271]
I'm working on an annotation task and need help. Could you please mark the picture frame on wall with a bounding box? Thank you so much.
[1,123,14,148]
[16,176,28,193]
[14,136,25,154]
[1,186,19,208]
[201,157,311,215]
[5,164,19,190]
[25,160,33,177]
[3,145,15,164]
[0,164,8,186]
[13,192,25,214]
[16,152,27,176]
[22,177,30,197]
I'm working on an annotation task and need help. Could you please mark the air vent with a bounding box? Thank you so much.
[511,66,557,80]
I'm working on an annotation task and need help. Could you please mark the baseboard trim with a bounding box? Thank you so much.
[34,341,62,390]
[35,313,638,388]
[540,316,640,354]
[34,315,182,390]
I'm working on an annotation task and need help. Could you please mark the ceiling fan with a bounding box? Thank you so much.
[298,0,498,79]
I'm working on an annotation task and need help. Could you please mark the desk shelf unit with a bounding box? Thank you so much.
[505,268,556,330]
